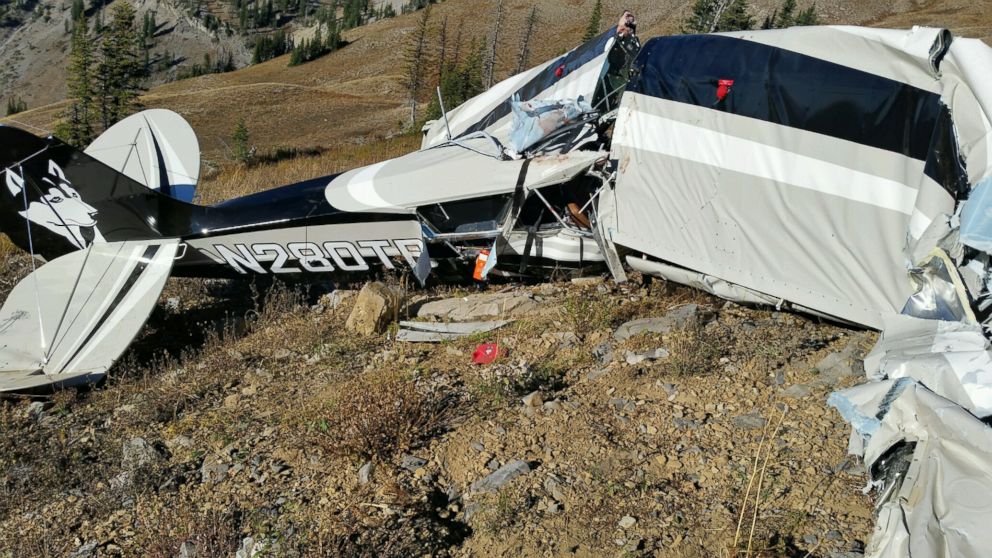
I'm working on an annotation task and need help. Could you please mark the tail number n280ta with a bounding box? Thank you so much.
[212,239,423,274]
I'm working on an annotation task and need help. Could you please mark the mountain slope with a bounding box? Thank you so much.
[3,0,991,163]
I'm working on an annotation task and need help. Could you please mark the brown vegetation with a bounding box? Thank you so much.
[318,368,448,460]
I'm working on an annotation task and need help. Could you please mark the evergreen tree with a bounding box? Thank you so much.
[312,24,322,58]
[232,118,252,163]
[5,96,27,116]
[720,0,753,30]
[426,38,484,122]
[682,0,754,33]
[583,0,602,42]
[95,2,145,129]
[342,0,368,29]
[93,3,103,33]
[762,0,817,29]
[404,3,432,126]
[774,0,796,27]
[70,0,84,22]
[63,18,96,146]
[795,4,818,25]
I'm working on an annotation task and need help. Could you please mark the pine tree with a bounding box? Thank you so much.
[5,96,27,116]
[775,0,796,27]
[311,24,323,58]
[719,0,754,31]
[93,3,103,33]
[95,2,145,129]
[682,0,716,33]
[403,3,432,126]
[582,0,602,41]
[63,18,96,146]
[426,37,484,122]
[682,0,754,33]
[232,118,252,164]
[763,0,816,29]
[795,4,818,25]
[70,0,84,22]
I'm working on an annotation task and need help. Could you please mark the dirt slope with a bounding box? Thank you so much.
[0,274,877,557]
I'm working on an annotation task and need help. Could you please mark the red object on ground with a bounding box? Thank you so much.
[472,343,500,364]
[555,64,566,78]
[716,79,735,102]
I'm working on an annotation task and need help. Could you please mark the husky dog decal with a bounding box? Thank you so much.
[4,160,105,250]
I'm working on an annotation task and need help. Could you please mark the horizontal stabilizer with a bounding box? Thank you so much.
[0,239,179,392]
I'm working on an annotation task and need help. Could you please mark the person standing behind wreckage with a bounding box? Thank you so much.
[595,10,641,112]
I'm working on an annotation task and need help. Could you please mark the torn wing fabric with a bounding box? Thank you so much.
[901,248,977,323]
[859,314,992,417]
[84,109,200,202]
[507,97,594,154]
[422,29,616,149]
[830,380,992,558]
[0,239,179,392]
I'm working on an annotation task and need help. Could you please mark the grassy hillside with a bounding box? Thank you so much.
[5,0,992,169]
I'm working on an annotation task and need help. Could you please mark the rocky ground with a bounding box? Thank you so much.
[0,270,877,557]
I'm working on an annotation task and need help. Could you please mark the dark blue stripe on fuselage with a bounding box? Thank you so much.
[628,34,967,197]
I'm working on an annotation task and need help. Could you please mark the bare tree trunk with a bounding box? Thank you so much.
[709,0,731,32]
[514,6,538,75]
[437,15,448,83]
[483,0,503,89]
[451,18,464,68]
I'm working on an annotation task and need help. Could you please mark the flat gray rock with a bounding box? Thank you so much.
[358,461,374,484]
[732,412,768,430]
[396,320,511,342]
[418,293,540,321]
[470,459,532,493]
[399,454,427,472]
[625,348,670,365]
[613,304,715,340]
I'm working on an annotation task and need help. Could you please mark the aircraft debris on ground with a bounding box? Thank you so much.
[3,22,992,558]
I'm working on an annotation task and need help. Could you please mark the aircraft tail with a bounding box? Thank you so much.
[84,109,200,203]
[0,124,193,262]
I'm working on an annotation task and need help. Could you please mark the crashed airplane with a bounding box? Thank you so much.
[3,23,992,556]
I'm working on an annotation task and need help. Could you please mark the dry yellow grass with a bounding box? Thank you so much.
[0,235,17,261]
[316,368,447,460]
[195,133,421,204]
